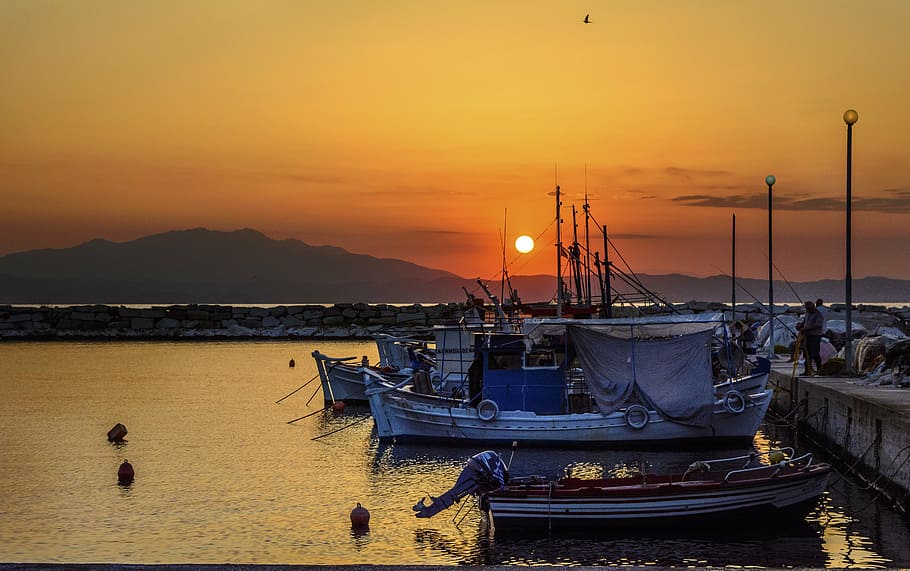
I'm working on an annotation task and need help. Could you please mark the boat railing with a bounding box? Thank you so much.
[681,447,817,482]
[311,350,358,363]
[362,367,412,393]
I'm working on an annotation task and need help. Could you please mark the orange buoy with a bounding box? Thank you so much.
[350,502,370,529]
[289,358,296,367]
[331,401,346,414]
[117,460,135,484]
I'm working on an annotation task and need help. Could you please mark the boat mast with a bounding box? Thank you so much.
[501,209,507,304]
[584,177,592,306]
[603,224,612,318]
[731,213,736,323]
[555,182,563,318]
[571,205,583,305]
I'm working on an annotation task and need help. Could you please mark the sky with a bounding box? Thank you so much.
[2,0,910,282]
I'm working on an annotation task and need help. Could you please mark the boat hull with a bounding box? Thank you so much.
[486,464,830,531]
[366,379,772,447]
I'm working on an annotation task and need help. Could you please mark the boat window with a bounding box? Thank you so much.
[524,349,557,368]
[488,353,522,370]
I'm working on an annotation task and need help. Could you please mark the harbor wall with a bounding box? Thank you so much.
[769,367,910,515]
[0,301,907,339]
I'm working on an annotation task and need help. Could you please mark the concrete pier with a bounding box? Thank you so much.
[768,360,910,514]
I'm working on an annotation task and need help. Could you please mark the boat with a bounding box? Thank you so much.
[312,323,497,404]
[311,333,429,404]
[365,312,773,446]
[413,448,832,531]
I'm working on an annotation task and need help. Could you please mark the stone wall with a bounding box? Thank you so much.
[0,301,907,339]
[0,303,469,339]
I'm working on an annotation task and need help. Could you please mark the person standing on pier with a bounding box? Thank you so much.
[797,300,824,376]
[815,298,828,326]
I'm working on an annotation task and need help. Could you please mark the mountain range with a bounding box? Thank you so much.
[0,228,908,305]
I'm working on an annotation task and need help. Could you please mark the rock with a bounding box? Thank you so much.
[131,318,155,330]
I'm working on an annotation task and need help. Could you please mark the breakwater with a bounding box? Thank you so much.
[0,301,907,339]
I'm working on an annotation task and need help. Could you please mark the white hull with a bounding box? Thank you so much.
[366,375,772,445]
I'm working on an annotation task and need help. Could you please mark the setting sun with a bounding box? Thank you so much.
[515,235,535,254]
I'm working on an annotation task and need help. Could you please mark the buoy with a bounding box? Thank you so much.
[331,401,346,414]
[107,423,128,443]
[289,358,295,367]
[350,502,370,529]
[117,460,135,484]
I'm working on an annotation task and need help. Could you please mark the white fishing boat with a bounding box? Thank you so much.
[413,448,831,531]
[312,324,493,404]
[365,313,772,446]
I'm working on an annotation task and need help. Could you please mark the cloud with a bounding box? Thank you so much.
[663,166,730,179]
[671,188,910,213]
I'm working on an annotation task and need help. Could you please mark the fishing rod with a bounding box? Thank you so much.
[771,259,804,305]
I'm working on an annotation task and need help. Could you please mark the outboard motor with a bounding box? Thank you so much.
[413,450,508,518]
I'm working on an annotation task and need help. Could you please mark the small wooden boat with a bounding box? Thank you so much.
[414,448,831,532]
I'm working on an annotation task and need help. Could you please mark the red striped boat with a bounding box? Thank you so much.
[414,449,831,532]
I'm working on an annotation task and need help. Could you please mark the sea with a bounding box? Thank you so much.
[2,339,910,567]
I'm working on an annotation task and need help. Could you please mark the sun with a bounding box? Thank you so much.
[515,235,534,254]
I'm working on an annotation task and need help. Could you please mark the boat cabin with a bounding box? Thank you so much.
[472,332,571,415]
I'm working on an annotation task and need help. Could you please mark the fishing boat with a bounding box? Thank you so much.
[365,313,772,446]
[312,323,498,404]
[311,333,429,404]
[413,448,832,531]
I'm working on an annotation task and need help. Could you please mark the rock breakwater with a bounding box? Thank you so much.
[0,301,907,339]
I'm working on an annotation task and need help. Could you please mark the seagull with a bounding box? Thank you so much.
[583,14,591,23]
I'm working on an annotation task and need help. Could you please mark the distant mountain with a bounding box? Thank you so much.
[0,228,468,303]
[0,228,908,304]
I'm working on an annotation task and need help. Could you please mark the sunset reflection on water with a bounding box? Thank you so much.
[0,340,907,566]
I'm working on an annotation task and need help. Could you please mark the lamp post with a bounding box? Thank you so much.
[766,174,776,359]
[844,109,858,374]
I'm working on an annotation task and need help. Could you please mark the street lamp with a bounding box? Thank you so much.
[844,109,858,374]
[766,174,776,359]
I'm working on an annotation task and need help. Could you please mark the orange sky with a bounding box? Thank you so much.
[2,0,910,281]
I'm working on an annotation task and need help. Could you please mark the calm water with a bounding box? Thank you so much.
[2,340,910,566]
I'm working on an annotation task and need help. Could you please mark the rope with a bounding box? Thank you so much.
[310,414,372,441]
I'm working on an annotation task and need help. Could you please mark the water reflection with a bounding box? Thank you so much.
[3,340,909,567]
[368,428,909,568]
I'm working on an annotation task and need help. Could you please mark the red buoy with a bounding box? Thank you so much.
[117,460,135,484]
[331,401,346,414]
[350,502,370,529]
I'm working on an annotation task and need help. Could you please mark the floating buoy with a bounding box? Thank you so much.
[289,358,296,367]
[350,502,370,529]
[331,401,346,414]
[117,460,135,484]
[107,423,128,443]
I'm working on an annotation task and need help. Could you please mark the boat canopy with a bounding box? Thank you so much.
[522,314,722,426]
[522,312,724,342]
[569,325,715,425]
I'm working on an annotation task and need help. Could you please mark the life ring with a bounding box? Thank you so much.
[477,399,499,422]
[624,404,649,430]
[723,390,747,414]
